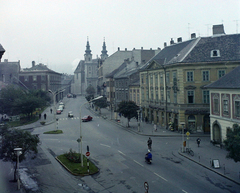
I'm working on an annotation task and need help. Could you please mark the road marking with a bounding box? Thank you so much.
[182,190,188,193]
[118,150,126,156]
[100,144,111,148]
[154,172,168,182]
[133,160,144,167]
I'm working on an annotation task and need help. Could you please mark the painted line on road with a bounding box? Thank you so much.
[182,190,188,193]
[118,150,126,156]
[133,160,144,167]
[154,172,168,182]
[100,144,111,148]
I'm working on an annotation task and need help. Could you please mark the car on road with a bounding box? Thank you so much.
[56,109,61,114]
[59,102,64,108]
[58,105,64,112]
[68,111,74,118]
[82,115,92,122]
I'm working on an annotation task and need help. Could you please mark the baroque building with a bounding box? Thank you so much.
[140,24,240,133]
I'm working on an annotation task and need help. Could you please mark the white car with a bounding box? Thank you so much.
[68,111,74,118]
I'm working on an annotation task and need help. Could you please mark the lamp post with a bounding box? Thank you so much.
[49,89,65,130]
[137,109,140,132]
[14,148,22,190]
[180,122,185,152]
[79,96,103,167]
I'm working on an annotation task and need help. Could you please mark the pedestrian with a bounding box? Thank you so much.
[196,138,201,147]
[44,113,47,120]
[154,124,157,132]
[147,137,152,150]
[39,113,41,119]
[50,108,52,114]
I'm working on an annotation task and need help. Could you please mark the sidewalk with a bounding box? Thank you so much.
[95,107,240,186]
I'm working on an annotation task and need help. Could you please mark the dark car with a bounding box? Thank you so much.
[82,115,92,122]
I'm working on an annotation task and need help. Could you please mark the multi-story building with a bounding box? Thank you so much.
[140,24,240,133]
[19,61,62,92]
[0,44,5,62]
[205,65,240,143]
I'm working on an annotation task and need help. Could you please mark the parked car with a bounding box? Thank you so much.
[56,109,61,114]
[59,105,64,112]
[59,102,64,108]
[67,94,73,98]
[82,115,93,122]
[68,111,74,118]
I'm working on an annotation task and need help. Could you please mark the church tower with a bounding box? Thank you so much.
[84,37,92,62]
[100,38,108,61]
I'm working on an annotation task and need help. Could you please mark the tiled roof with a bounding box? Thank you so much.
[205,65,240,89]
[183,34,240,63]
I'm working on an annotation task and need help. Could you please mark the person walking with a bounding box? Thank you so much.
[147,137,152,150]
[196,138,201,147]
[44,113,47,120]
[50,108,52,114]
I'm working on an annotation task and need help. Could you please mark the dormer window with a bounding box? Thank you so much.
[211,50,220,57]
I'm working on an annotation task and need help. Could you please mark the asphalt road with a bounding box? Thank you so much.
[25,97,240,193]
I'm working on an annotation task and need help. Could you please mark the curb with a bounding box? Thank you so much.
[178,150,240,185]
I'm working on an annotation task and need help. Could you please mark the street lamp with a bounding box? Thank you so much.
[49,89,65,130]
[14,147,22,190]
[79,96,103,167]
[137,109,140,132]
[180,122,185,152]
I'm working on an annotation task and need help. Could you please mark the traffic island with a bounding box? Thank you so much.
[56,153,99,176]
[43,130,63,134]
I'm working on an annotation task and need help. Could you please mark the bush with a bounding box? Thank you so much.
[64,149,81,163]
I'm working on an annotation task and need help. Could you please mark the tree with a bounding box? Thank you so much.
[117,101,139,127]
[224,124,240,162]
[93,96,108,114]
[86,85,95,96]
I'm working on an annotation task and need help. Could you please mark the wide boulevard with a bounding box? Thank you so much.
[22,96,239,193]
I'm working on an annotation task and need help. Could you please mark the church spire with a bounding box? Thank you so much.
[84,37,92,62]
[100,37,108,60]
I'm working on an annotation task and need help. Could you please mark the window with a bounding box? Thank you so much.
[202,71,209,81]
[160,73,163,85]
[146,75,148,85]
[150,74,153,85]
[173,71,177,85]
[235,101,240,117]
[174,92,177,103]
[161,90,164,102]
[166,72,170,85]
[146,90,149,100]
[137,93,140,104]
[141,89,145,101]
[33,76,37,81]
[141,75,144,84]
[24,76,28,82]
[213,99,219,113]
[223,99,229,115]
[218,70,225,78]
[151,90,154,100]
[41,75,45,81]
[187,71,193,82]
[155,74,158,86]
[211,50,220,57]
[167,90,170,103]
[155,90,159,101]
[187,90,194,103]
[203,91,209,104]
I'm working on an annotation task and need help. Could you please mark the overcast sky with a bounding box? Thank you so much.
[1,0,240,74]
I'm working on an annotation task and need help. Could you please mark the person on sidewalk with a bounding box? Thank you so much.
[196,138,201,147]
[154,124,157,132]
[44,113,47,120]
[147,137,152,150]
[50,109,52,114]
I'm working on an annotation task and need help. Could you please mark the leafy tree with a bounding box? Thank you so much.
[93,96,108,114]
[117,101,139,127]
[224,124,240,162]
[0,85,25,115]
[86,85,95,96]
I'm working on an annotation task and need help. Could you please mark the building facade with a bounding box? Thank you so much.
[205,65,240,143]
[140,25,240,133]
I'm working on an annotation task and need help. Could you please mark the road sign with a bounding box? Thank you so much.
[144,182,149,190]
[86,151,90,156]
[186,131,190,136]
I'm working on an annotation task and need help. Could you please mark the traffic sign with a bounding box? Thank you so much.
[86,151,90,156]
[186,131,190,136]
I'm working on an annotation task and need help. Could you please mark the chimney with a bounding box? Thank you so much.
[118,47,120,51]
[170,38,174,45]
[213,24,225,35]
[141,47,143,50]
[164,42,167,47]
[125,48,127,51]
[32,61,35,67]
[177,37,182,43]
[191,33,196,39]
[4,59,8,62]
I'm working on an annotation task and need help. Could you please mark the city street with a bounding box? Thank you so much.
[13,97,240,192]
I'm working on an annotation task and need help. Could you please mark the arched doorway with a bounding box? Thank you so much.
[212,123,221,143]
[203,114,210,133]
[188,115,196,133]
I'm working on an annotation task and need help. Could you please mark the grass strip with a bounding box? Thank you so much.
[43,130,63,134]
